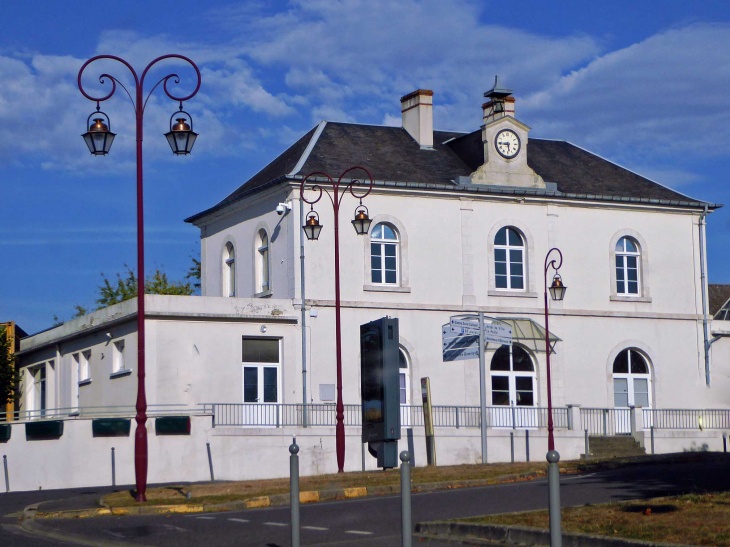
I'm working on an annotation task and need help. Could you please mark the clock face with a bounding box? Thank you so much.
[495,129,521,159]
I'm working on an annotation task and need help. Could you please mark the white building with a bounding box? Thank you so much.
[5,80,730,491]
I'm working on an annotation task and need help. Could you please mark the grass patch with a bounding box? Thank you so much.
[461,491,730,546]
[103,459,589,508]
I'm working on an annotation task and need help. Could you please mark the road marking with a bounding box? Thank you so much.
[302,526,328,531]
[264,522,288,527]
[345,530,373,535]
[228,518,250,523]
[197,516,216,520]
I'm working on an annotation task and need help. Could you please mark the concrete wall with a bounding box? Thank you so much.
[1,415,726,492]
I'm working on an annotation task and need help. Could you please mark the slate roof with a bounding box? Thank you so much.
[709,284,730,316]
[186,121,718,223]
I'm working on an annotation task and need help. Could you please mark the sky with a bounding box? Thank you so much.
[2,0,730,334]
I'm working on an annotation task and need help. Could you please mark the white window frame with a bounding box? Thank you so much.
[27,363,48,419]
[112,340,126,374]
[370,223,400,286]
[224,242,236,298]
[609,230,651,303]
[615,237,641,296]
[494,227,526,292]
[255,229,271,297]
[363,215,411,293]
[80,350,91,382]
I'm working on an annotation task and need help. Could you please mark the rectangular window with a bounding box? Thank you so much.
[242,338,279,363]
[80,350,91,381]
[370,242,398,285]
[112,340,125,373]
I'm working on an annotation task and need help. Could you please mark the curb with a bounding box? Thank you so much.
[28,452,730,520]
[29,471,549,520]
[414,521,694,547]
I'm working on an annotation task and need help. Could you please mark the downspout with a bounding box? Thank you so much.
[300,197,308,426]
[699,205,710,385]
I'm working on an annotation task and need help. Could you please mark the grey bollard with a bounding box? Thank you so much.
[207,442,215,481]
[362,442,366,472]
[525,430,530,462]
[3,455,8,493]
[547,450,563,547]
[723,433,727,453]
[407,428,416,468]
[290,438,300,547]
[584,429,589,458]
[111,447,116,487]
[400,451,412,547]
[510,432,514,463]
[651,426,655,455]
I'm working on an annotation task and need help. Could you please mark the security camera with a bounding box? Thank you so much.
[276,202,291,216]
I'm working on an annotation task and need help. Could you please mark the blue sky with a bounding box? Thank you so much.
[2,0,730,334]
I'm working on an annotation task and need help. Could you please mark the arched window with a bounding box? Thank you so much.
[612,349,651,409]
[399,348,410,405]
[224,242,235,297]
[615,237,640,295]
[256,229,270,294]
[370,223,399,285]
[494,227,525,290]
[490,345,535,407]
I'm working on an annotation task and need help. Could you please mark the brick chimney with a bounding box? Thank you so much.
[482,75,514,124]
[400,89,433,149]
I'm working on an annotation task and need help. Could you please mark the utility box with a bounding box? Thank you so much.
[360,317,401,468]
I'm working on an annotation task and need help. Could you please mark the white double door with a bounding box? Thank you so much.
[613,374,651,433]
[242,364,280,425]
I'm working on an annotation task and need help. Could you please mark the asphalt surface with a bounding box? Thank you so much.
[2,459,730,546]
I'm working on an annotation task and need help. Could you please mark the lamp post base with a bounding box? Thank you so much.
[546,450,562,547]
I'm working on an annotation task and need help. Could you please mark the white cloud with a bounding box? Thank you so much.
[521,23,730,162]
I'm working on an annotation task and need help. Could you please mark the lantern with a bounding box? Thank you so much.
[548,274,567,301]
[303,211,323,240]
[164,109,198,155]
[81,111,116,155]
[351,205,372,235]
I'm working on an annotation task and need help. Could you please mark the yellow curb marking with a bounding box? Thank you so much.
[343,487,367,498]
[245,497,271,509]
[156,505,205,514]
[299,491,320,504]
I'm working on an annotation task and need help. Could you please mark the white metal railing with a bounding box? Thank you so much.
[207,403,570,429]
[642,408,730,430]
[0,404,209,423]
[580,407,730,436]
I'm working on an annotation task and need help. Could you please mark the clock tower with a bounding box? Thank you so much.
[470,75,546,189]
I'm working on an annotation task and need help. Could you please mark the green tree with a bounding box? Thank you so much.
[186,257,201,289]
[0,327,17,405]
[62,264,196,322]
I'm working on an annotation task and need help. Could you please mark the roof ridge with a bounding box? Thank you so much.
[288,120,327,176]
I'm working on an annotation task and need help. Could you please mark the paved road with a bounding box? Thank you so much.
[3,459,730,546]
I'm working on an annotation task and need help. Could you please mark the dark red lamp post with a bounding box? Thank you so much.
[543,248,566,452]
[78,54,201,502]
[300,167,374,473]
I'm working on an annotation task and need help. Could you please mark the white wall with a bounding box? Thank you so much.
[1,416,726,492]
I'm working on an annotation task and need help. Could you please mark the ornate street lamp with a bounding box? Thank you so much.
[543,247,566,547]
[78,54,201,502]
[81,107,116,155]
[164,105,198,155]
[300,167,374,473]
